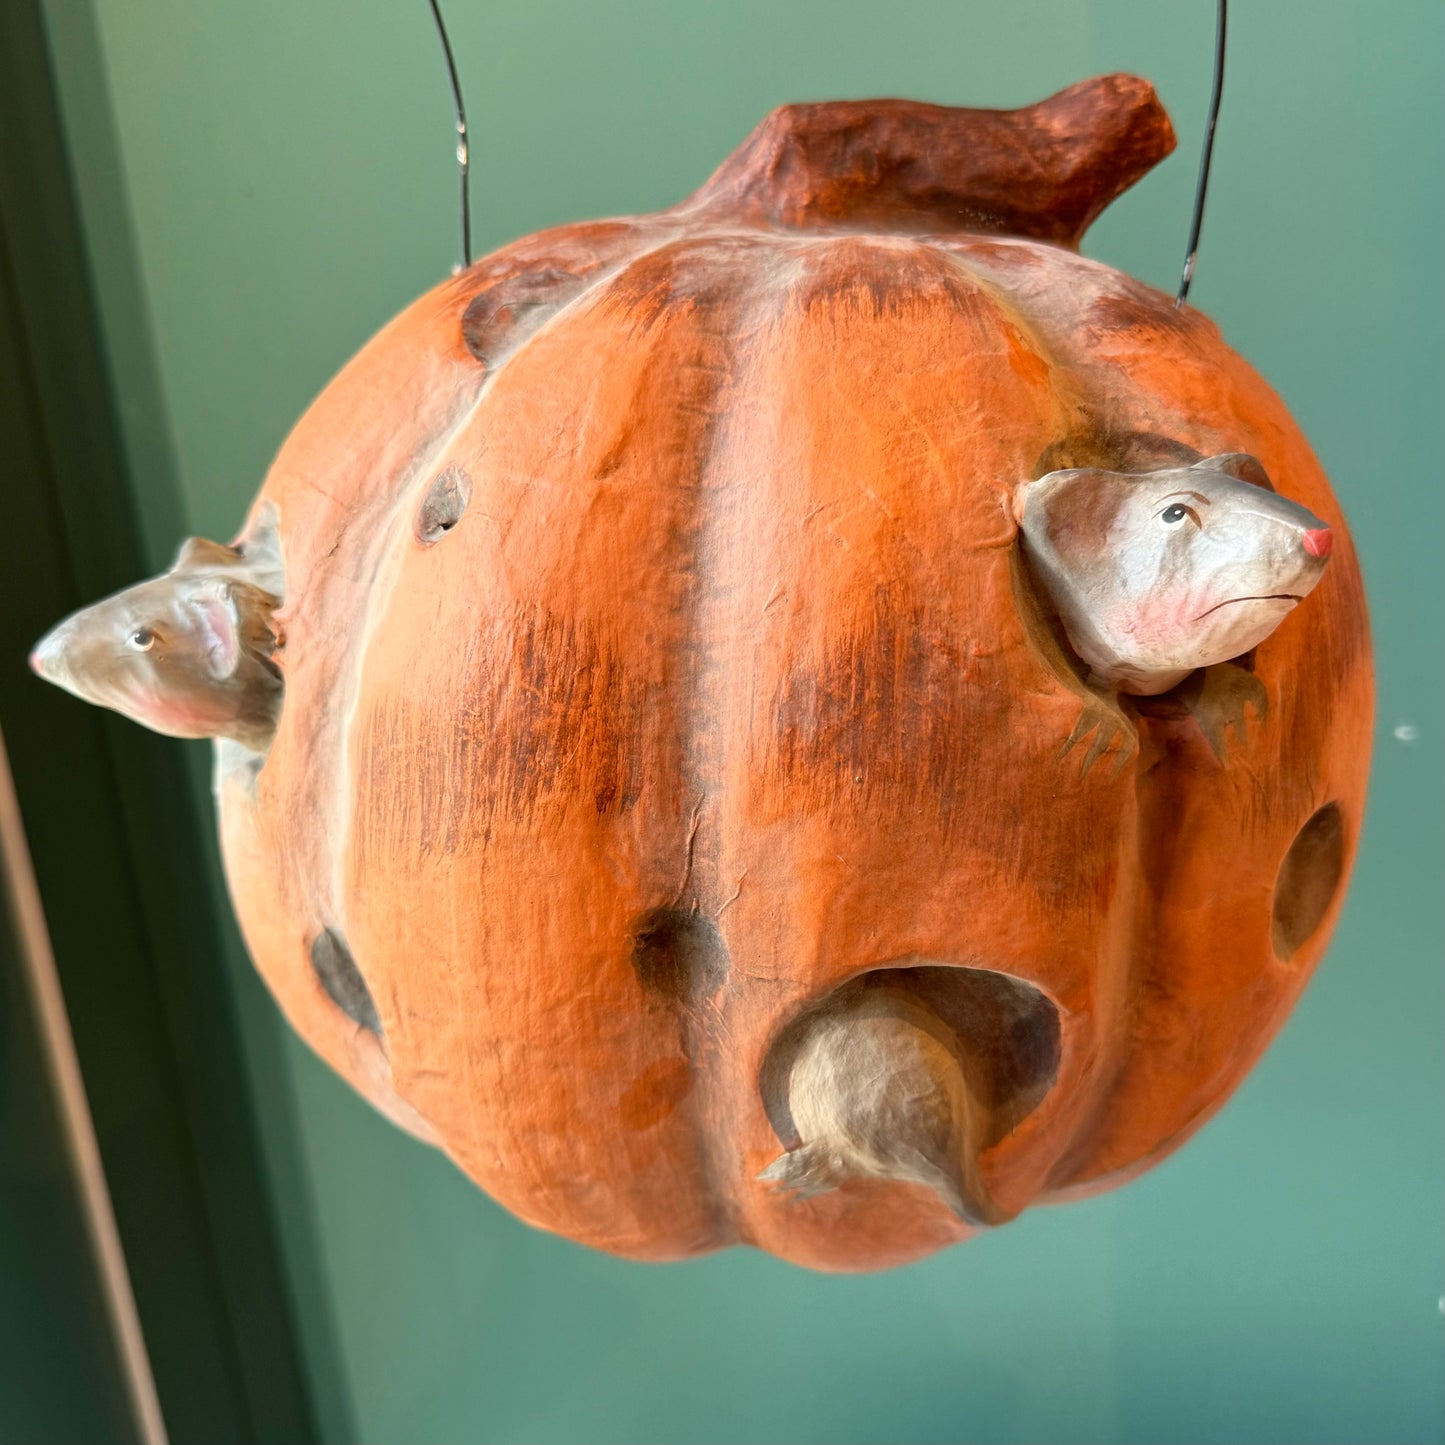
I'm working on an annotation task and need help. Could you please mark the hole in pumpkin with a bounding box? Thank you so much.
[415,466,471,544]
[630,907,728,1001]
[1273,803,1345,960]
[759,963,1060,1154]
[310,927,382,1034]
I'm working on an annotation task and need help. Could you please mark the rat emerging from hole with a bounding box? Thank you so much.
[1013,452,1332,763]
[29,506,284,754]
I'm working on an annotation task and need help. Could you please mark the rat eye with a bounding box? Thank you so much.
[1159,502,1198,527]
[127,627,155,652]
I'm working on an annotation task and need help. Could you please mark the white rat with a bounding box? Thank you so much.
[1013,453,1332,759]
[1015,452,1331,694]
[30,509,283,753]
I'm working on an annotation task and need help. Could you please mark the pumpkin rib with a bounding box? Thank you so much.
[690,236,1137,1260]
[335,239,813,1254]
[583,230,798,1244]
[318,223,701,949]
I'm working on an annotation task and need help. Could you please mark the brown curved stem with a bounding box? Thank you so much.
[683,73,1176,247]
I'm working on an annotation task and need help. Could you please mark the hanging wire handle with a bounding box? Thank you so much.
[427,0,471,272]
[1176,0,1228,307]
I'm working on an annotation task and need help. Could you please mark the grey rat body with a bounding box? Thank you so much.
[1014,453,1332,696]
[30,508,284,753]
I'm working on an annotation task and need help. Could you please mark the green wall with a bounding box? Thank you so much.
[38,2,1443,1441]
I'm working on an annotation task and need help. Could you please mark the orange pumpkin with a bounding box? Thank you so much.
[216,75,1371,1269]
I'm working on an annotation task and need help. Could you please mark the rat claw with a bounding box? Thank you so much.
[1060,695,1137,778]
[1185,663,1268,760]
[1081,725,1113,775]
[1108,732,1136,779]
[1059,709,1096,758]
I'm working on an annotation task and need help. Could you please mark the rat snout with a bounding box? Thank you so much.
[29,623,72,682]
[1303,526,1333,559]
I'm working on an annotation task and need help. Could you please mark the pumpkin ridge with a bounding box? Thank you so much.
[314,225,707,940]
[591,233,805,1240]
[324,378,506,939]
[921,237,1103,494]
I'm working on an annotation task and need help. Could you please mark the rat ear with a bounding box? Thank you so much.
[190,584,241,679]
[174,536,242,572]
[239,502,280,558]
[1017,468,1129,566]
[1203,453,1275,492]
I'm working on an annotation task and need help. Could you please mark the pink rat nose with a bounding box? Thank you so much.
[1303,527,1333,559]
[29,635,58,677]
[29,623,73,681]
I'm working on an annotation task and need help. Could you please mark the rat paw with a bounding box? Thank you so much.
[1060,694,1137,777]
[1179,663,1268,759]
[758,1142,850,1201]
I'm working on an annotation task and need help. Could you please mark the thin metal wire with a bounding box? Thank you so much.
[426,0,471,272]
[1176,0,1228,308]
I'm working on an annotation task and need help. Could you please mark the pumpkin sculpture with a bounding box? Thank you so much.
[32,75,1371,1270]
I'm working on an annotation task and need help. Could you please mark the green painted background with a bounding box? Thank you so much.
[37,2,1443,1441]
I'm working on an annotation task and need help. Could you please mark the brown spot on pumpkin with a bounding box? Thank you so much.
[456,223,646,365]
[1088,287,1212,342]
[601,237,774,330]
[766,581,1122,903]
[941,237,1048,269]
[769,585,987,824]
[352,607,647,862]
[762,580,1034,849]
[617,1057,694,1131]
[789,238,998,322]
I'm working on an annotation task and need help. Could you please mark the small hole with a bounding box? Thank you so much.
[310,927,382,1034]
[1272,803,1346,960]
[415,466,471,544]
[630,907,728,1000]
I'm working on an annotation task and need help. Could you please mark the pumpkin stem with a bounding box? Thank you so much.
[682,74,1176,248]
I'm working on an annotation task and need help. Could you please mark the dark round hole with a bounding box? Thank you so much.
[310,927,382,1034]
[1272,802,1346,960]
[759,963,1060,1152]
[630,907,728,1001]
[415,466,471,544]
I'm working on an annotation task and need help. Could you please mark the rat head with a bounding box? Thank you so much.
[30,535,283,752]
[1015,453,1332,695]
